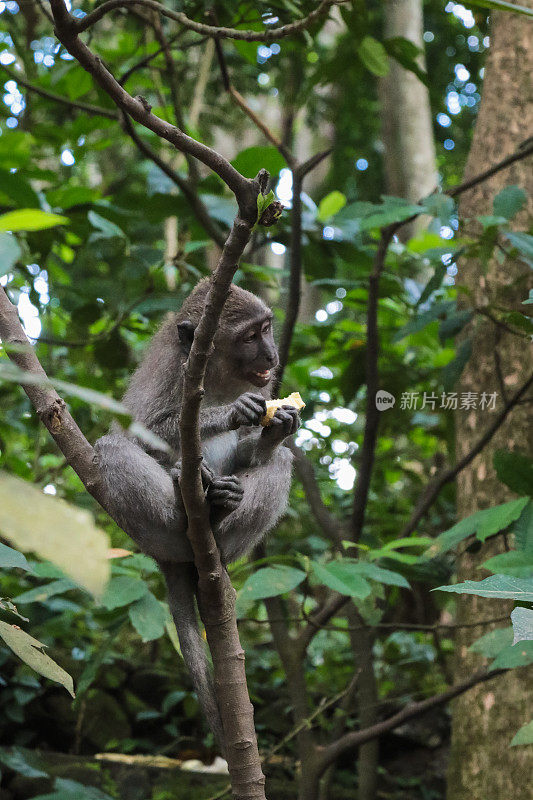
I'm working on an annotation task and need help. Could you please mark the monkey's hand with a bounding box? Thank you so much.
[206,474,244,527]
[228,392,267,429]
[259,406,300,449]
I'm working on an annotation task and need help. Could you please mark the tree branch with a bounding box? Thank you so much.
[74,0,339,41]
[400,371,533,538]
[0,66,119,119]
[316,669,504,773]
[50,0,257,219]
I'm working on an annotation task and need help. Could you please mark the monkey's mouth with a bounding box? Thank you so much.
[248,369,271,387]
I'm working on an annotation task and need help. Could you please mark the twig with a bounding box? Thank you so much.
[400,371,533,538]
[50,0,257,218]
[74,0,340,41]
[0,66,119,119]
[316,669,505,772]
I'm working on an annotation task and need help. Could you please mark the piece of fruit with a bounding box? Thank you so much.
[261,391,305,426]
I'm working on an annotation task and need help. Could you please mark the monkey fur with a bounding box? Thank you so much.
[94,278,299,745]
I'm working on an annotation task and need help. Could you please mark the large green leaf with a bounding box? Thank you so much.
[511,720,533,746]
[13,578,76,604]
[0,232,21,276]
[317,191,347,222]
[0,541,30,572]
[493,185,527,219]
[470,626,513,657]
[237,565,306,607]
[491,640,533,670]
[128,591,166,641]
[0,472,109,599]
[0,621,74,696]
[511,606,533,644]
[434,574,533,601]
[0,209,68,232]
[481,549,533,577]
[358,36,389,77]
[506,231,533,267]
[231,146,286,179]
[515,502,533,551]
[0,746,49,778]
[101,576,148,610]
[493,450,533,495]
[356,562,410,589]
[311,561,371,599]
[428,497,529,556]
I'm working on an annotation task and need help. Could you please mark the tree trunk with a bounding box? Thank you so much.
[380,0,437,237]
[447,6,533,799]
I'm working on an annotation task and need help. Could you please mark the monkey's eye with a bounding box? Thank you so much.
[243,332,256,343]
[261,321,271,334]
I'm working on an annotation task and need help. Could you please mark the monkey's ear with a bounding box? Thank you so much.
[177,320,196,353]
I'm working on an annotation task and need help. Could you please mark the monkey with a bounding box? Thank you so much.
[94,277,300,745]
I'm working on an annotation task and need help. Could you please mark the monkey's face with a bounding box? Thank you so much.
[232,312,278,388]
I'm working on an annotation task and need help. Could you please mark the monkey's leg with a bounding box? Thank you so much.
[215,445,293,564]
[94,434,193,563]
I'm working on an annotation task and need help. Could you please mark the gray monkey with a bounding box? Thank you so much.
[94,278,299,743]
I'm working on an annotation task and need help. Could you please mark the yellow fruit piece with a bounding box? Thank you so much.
[261,392,305,426]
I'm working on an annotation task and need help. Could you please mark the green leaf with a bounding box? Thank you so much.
[31,778,115,800]
[462,1,533,19]
[394,300,455,342]
[482,550,533,577]
[88,210,125,239]
[358,36,389,77]
[311,561,371,599]
[0,232,21,276]
[128,591,166,641]
[13,578,76,604]
[0,472,109,599]
[0,747,49,778]
[511,720,533,746]
[511,606,533,644]
[493,450,533,495]
[383,36,427,85]
[470,626,513,657]
[101,576,148,610]
[493,185,527,218]
[515,502,533,551]
[237,566,306,610]
[256,190,276,221]
[442,338,472,391]
[317,191,347,222]
[0,621,74,696]
[357,562,410,588]
[506,231,533,267]
[491,640,533,670]
[0,209,68,232]
[0,169,40,207]
[0,541,30,571]
[231,146,286,179]
[428,497,530,556]
[434,574,533,601]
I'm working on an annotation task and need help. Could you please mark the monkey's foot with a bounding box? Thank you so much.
[206,475,244,515]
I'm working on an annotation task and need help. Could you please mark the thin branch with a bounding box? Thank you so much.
[350,227,395,543]
[50,0,257,218]
[0,66,119,119]
[121,114,226,247]
[447,137,533,199]
[400,371,533,538]
[317,669,504,772]
[0,288,104,502]
[297,594,349,653]
[74,0,339,41]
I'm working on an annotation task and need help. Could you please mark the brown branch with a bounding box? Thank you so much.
[50,0,257,219]
[400,371,533,538]
[177,173,270,796]
[0,66,119,119]
[446,137,533,199]
[350,227,396,543]
[74,0,339,41]
[297,594,349,653]
[0,289,104,503]
[316,669,504,773]
[121,114,226,247]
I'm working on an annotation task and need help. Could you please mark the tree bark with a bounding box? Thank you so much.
[448,5,533,799]
[380,0,437,237]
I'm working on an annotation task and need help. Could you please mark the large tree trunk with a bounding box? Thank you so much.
[380,0,437,236]
[447,6,533,799]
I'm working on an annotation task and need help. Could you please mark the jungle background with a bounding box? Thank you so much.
[0,1,532,799]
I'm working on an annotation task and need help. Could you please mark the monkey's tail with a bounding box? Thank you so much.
[159,561,225,749]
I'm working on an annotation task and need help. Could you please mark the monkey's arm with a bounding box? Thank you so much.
[199,392,266,438]
[215,444,293,564]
